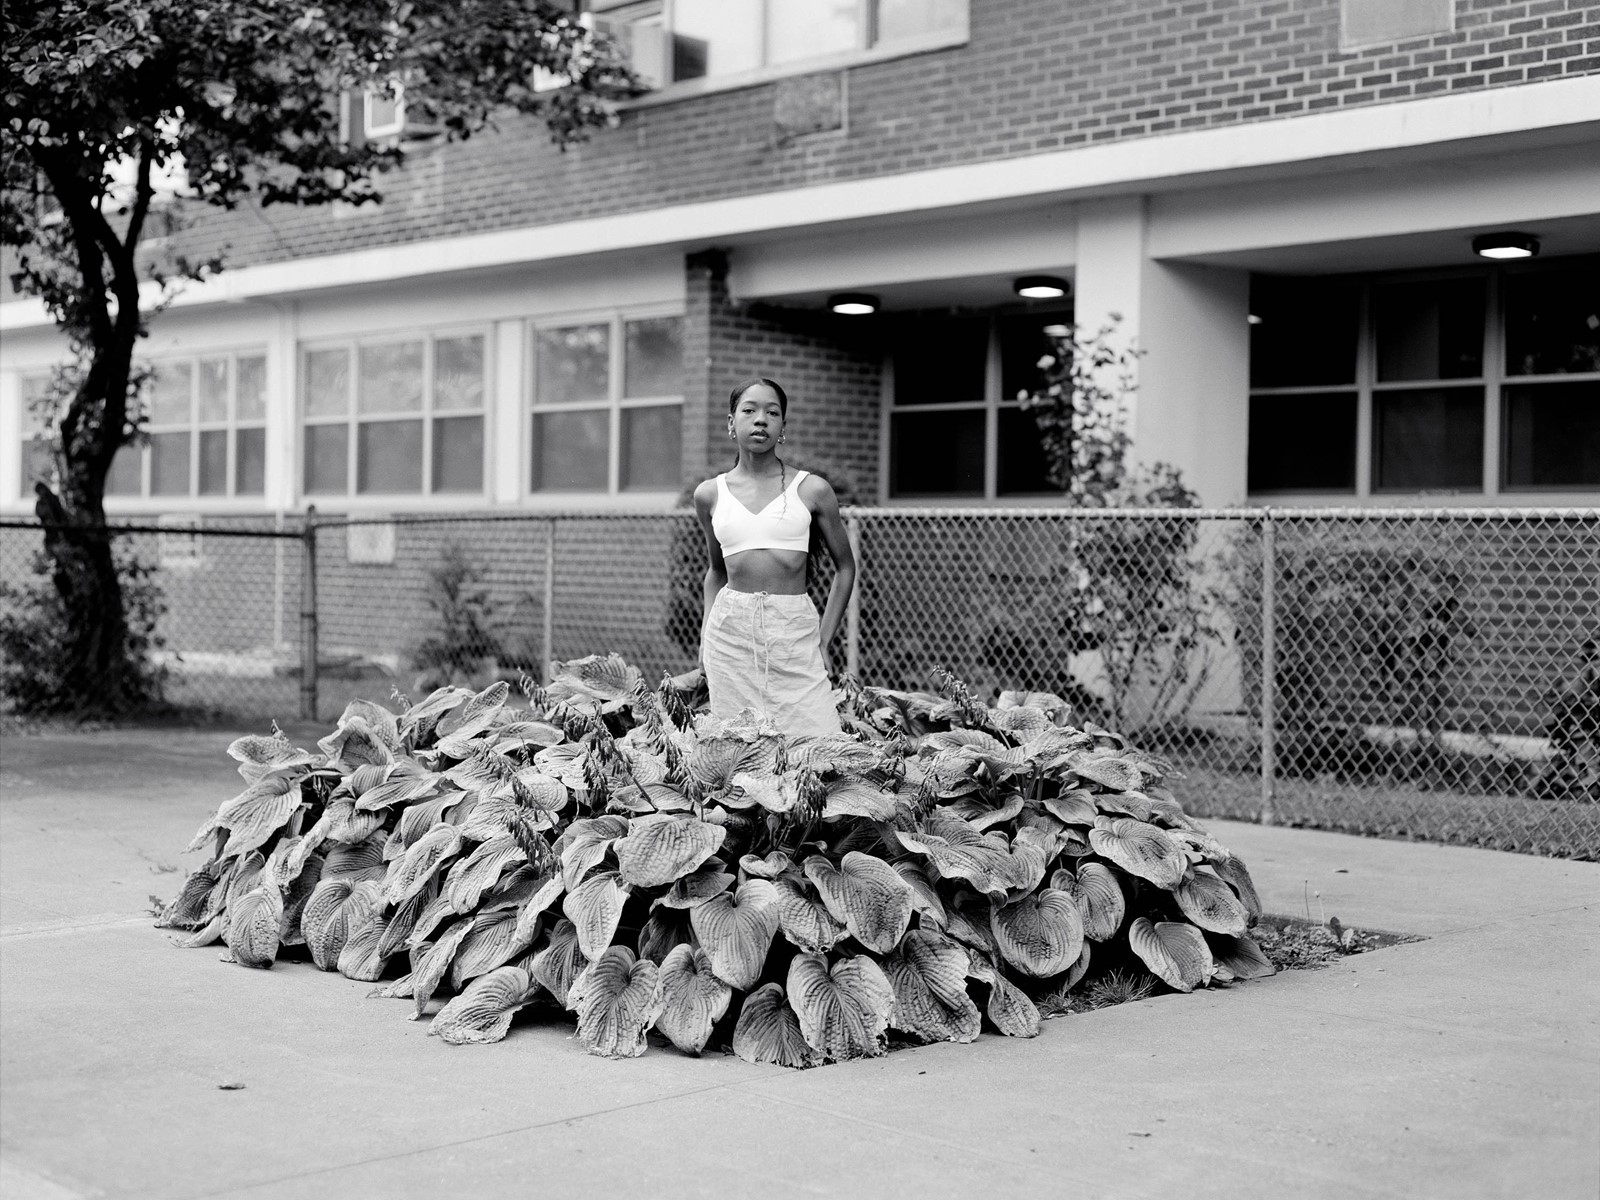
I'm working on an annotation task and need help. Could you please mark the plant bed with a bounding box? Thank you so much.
[157,658,1285,1065]
[1250,914,1422,971]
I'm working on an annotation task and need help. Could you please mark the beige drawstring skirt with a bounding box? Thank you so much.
[703,588,841,738]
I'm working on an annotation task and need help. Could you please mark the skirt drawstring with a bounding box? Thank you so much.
[750,591,775,711]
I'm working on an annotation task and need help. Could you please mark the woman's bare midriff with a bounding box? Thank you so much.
[724,547,809,595]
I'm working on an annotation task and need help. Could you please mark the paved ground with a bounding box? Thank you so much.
[2,726,1596,1200]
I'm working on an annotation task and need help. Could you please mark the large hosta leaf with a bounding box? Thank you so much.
[991,889,1084,978]
[513,871,567,944]
[895,808,1016,897]
[1052,862,1126,942]
[883,930,980,1044]
[157,863,221,931]
[1065,750,1145,792]
[690,879,779,989]
[337,906,391,982]
[732,984,822,1069]
[1128,918,1214,993]
[637,906,695,966]
[1042,790,1098,826]
[549,653,645,705]
[893,862,947,929]
[966,952,1040,1038]
[773,876,845,954]
[226,732,318,784]
[655,858,734,909]
[563,871,628,960]
[225,884,283,969]
[429,965,535,1046]
[571,946,662,1058]
[529,919,589,1010]
[614,814,725,889]
[213,776,301,859]
[803,852,913,954]
[787,952,894,1062]
[654,944,733,1054]
[820,779,899,821]
[445,835,527,914]
[412,918,475,1017]
[1211,854,1264,918]
[1207,932,1276,980]
[377,879,436,959]
[559,815,630,890]
[688,732,782,794]
[1174,867,1250,935]
[303,879,381,971]
[452,909,537,990]
[1087,816,1187,890]
[323,834,386,883]
[385,824,462,905]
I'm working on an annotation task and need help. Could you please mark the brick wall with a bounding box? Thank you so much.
[154,0,1598,275]
[685,251,883,499]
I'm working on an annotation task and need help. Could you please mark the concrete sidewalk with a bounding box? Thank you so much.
[2,728,1596,1200]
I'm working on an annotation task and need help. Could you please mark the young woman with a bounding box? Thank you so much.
[693,377,855,738]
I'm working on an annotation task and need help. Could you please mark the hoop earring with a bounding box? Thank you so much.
[778,433,786,443]
[727,424,735,440]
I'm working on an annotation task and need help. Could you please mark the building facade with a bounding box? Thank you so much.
[3,0,1598,517]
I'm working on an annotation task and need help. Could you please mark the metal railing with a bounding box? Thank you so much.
[3,506,1596,857]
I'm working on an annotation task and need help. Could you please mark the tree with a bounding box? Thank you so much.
[1,0,634,715]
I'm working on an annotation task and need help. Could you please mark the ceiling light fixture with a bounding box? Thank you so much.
[829,292,879,315]
[1013,275,1070,300]
[1472,232,1540,260]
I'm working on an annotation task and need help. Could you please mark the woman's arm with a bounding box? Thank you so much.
[804,475,856,672]
[693,479,728,666]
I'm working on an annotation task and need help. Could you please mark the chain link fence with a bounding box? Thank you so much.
[3,507,1596,857]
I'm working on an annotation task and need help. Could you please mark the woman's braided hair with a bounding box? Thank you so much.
[729,377,791,520]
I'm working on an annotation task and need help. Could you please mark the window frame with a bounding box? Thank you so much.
[880,307,1073,504]
[525,304,686,498]
[1247,260,1600,503]
[597,0,970,107]
[298,325,492,503]
[103,348,270,505]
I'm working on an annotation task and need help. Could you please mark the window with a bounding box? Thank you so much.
[886,311,1060,499]
[105,351,267,500]
[1248,257,1600,497]
[19,373,56,498]
[589,0,966,90]
[302,331,486,498]
[531,313,683,493]
[340,85,438,147]
[1341,0,1451,49]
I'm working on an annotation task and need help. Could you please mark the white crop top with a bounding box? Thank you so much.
[712,470,813,556]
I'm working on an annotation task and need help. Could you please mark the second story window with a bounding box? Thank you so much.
[591,0,967,90]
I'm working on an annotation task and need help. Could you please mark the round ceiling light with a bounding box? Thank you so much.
[1014,275,1070,300]
[829,292,879,315]
[1472,232,1540,260]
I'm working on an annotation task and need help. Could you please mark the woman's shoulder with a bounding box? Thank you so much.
[795,470,835,502]
[692,475,722,513]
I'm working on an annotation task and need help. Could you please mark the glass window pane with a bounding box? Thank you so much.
[768,0,859,64]
[996,406,1054,495]
[1249,276,1359,388]
[1375,387,1484,492]
[106,444,141,496]
[357,419,424,493]
[432,415,484,493]
[198,429,228,495]
[877,0,966,41]
[536,325,610,406]
[433,335,485,412]
[1503,381,1600,490]
[672,0,760,76]
[1504,259,1600,376]
[1000,313,1071,401]
[237,355,267,421]
[149,362,192,426]
[621,404,682,490]
[1248,393,1358,493]
[532,409,610,491]
[893,316,988,406]
[304,424,348,494]
[23,437,53,493]
[890,409,985,497]
[198,358,229,423]
[150,431,191,496]
[1375,278,1485,381]
[236,428,266,495]
[304,348,350,418]
[358,341,424,414]
[624,317,684,398]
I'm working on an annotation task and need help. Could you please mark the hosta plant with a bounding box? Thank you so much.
[158,655,1275,1064]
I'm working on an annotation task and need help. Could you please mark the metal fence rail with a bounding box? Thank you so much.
[3,506,1596,857]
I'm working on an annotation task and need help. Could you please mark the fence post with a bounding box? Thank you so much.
[542,518,556,684]
[846,513,862,678]
[299,506,319,722]
[1259,510,1277,825]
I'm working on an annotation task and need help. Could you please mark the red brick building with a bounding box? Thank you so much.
[4,0,1598,514]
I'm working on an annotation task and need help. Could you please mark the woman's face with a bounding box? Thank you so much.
[730,384,785,451]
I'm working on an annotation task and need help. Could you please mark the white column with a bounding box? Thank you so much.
[1072,194,1251,506]
[264,300,300,516]
[492,318,524,506]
